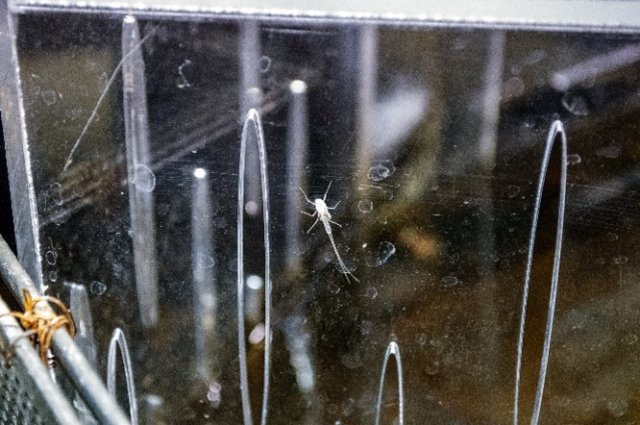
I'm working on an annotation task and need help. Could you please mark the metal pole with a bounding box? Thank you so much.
[0,233,131,425]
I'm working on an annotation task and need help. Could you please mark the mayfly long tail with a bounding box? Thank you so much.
[323,222,359,283]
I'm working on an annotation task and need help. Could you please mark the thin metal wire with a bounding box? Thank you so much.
[375,341,404,425]
[237,109,272,425]
[513,120,567,425]
[107,327,139,425]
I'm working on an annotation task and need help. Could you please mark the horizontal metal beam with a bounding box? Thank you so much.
[8,0,640,32]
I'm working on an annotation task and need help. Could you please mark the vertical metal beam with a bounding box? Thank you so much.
[0,0,44,292]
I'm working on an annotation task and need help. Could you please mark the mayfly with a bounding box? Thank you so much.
[300,182,359,282]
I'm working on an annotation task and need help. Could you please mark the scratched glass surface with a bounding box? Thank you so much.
[12,11,640,424]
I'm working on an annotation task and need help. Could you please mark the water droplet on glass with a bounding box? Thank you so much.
[613,256,628,265]
[90,280,107,296]
[441,275,459,287]
[357,199,373,213]
[416,333,428,346]
[196,253,215,269]
[374,241,396,266]
[48,270,58,282]
[339,351,362,369]
[567,153,582,165]
[622,333,638,345]
[506,185,520,199]
[258,55,271,73]
[341,398,355,416]
[327,282,341,295]
[176,59,193,89]
[606,399,629,418]
[41,89,57,105]
[367,160,396,182]
[502,77,525,100]
[425,359,441,375]
[561,93,589,116]
[364,286,378,299]
[596,144,622,159]
[49,182,64,206]
[45,250,57,265]
[606,232,619,242]
[133,164,156,192]
[525,49,546,65]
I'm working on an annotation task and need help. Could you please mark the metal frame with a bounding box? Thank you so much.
[0,0,43,293]
[7,0,640,32]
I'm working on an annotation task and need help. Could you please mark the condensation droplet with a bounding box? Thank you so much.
[177,59,193,89]
[339,351,362,369]
[49,182,64,206]
[364,286,378,299]
[133,164,156,193]
[606,399,629,418]
[561,93,589,116]
[606,232,619,242]
[374,241,396,266]
[506,185,520,199]
[341,398,355,416]
[357,199,373,214]
[48,270,58,282]
[502,76,525,100]
[258,55,271,73]
[196,253,215,269]
[90,280,107,296]
[596,144,622,159]
[327,282,341,295]
[425,359,441,375]
[45,250,57,266]
[567,153,582,165]
[41,89,57,105]
[622,333,638,345]
[367,160,396,182]
[441,275,459,287]
[416,333,428,346]
[525,49,546,65]
[613,256,628,265]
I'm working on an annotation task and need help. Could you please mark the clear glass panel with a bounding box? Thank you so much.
[9,10,640,424]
